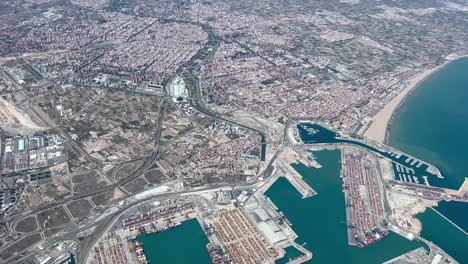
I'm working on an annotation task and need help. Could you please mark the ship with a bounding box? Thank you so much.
[354,228,389,248]
[279,212,293,227]
[144,221,182,235]
[206,243,225,264]
[299,124,318,135]
[132,242,149,264]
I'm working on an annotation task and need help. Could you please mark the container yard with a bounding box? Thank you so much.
[87,198,197,264]
[131,241,148,264]
[341,149,388,248]
[88,232,132,264]
[204,209,281,264]
[122,200,195,238]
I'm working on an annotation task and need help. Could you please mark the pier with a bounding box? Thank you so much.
[277,147,318,198]
[279,163,317,199]
[341,149,388,248]
[287,242,313,264]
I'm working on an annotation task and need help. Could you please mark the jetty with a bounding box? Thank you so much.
[287,242,312,264]
[430,207,467,235]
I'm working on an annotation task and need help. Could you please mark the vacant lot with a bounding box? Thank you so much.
[37,206,71,229]
[0,233,42,261]
[15,216,38,233]
[24,180,71,208]
[144,169,168,184]
[123,177,148,193]
[72,171,99,184]
[44,227,62,238]
[114,160,143,182]
[72,171,109,194]
[92,188,123,207]
[67,199,93,219]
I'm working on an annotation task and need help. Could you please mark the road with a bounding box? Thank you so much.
[76,164,281,263]
[3,20,279,264]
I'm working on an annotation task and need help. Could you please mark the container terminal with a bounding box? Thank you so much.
[87,197,197,264]
[341,148,388,248]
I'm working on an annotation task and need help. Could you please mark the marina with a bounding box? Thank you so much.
[97,59,468,264]
[388,57,468,262]
[297,123,447,188]
[0,1,467,263]
[266,150,424,263]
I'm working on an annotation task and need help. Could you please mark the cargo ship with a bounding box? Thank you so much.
[139,221,182,235]
[133,241,149,264]
[354,228,389,248]
[279,211,293,227]
[206,243,226,264]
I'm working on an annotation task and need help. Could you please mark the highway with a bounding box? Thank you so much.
[75,164,280,263]
[5,97,167,223]
[3,21,279,264]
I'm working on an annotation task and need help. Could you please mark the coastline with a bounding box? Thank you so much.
[363,55,468,144]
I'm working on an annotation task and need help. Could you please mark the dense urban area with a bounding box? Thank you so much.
[0,0,467,263]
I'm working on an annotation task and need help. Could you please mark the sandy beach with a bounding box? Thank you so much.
[363,58,462,143]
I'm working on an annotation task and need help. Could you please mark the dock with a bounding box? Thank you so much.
[277,147,318,198]
[287,242,313,264]
[341,149,388,248]
[279,163,317,199]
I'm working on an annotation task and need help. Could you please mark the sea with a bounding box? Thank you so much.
[136,58,468,263]
[267,151,424,264]
[387,57,468,262]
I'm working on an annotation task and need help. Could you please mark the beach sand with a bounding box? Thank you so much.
[364,64,447,143]
[364,54,468,143]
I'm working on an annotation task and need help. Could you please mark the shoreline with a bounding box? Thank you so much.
[363,55,468,144]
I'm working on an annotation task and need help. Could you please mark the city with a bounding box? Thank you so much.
[0,0,467,264]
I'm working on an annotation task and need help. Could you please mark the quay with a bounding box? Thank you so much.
[277,147,318,198]
[278,163,317,199]
[340,148,388,248]
[389,180,467,202]
[287,242,312,264]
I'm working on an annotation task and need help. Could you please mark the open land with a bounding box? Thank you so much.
[0,0,466,264]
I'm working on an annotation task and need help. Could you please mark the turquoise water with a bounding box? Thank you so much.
[388,57,468,263]
[297,123,445,187]
[134,59,468,264]
[277,246,304,264]
[137,219,211,264]
[388,58,468,190]
[435,201,468,232]
[267,150,423,263]
[416,209,467,263]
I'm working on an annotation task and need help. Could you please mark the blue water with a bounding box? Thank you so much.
[297,123,446,187]
[388,57,468,263]
[137,219,211,264]
[268,150,423,264]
